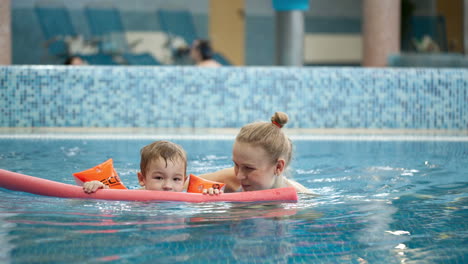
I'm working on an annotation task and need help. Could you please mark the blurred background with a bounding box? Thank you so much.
[1,0,467,67]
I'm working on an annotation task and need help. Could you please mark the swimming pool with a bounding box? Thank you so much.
[0,135,467,263]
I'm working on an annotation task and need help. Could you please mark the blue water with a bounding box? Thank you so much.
[0,137,467,263]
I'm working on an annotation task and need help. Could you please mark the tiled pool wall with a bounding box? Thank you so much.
[0,66,467,130]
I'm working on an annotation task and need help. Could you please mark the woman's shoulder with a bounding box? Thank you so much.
[285,178,311,193]
[198,59,221,67]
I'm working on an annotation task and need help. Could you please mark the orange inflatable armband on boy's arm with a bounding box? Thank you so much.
[73,159,127,189]
[187,174,225,193]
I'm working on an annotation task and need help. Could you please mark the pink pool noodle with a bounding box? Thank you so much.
[0,169,298,203]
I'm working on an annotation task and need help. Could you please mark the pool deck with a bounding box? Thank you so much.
[0,127,467,141]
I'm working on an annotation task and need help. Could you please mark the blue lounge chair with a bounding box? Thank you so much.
[35,5,77,57]
[157,8,231,65]
[85,6,161,65]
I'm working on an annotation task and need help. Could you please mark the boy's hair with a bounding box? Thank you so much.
[140,141,187,177]
[236,112,292,166]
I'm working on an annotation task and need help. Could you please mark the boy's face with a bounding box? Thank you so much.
[138,157,186,192]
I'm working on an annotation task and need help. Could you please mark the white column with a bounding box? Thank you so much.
[362,0,401,67]
[276,10,304,66]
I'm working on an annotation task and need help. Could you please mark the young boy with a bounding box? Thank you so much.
[83,140,187,193]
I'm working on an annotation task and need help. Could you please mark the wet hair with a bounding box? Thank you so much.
[140,141,187,177]
[194,40,213,60]
[235,112,293,166]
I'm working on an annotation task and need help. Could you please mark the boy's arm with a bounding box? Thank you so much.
[83,180,109,194]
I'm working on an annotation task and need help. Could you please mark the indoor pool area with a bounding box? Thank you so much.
[0,64,467,263]
[2,0,467,263]
[0,135,467,263]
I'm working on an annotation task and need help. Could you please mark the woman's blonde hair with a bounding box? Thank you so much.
[235,112,292,166]
[140,141,187,177]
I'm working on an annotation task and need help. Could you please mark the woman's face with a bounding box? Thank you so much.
[232,141,279,191]
[189,40,200,61]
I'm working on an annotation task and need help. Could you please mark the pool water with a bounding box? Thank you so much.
[0,137,467,263]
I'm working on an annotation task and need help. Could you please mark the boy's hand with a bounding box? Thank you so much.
[83,180,108,194]
[202,187,223,196]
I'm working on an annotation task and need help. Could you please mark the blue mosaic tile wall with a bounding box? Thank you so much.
[0,66,467,129]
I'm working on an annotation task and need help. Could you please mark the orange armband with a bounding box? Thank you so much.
[187,174,225,193]
[73,159,127,189]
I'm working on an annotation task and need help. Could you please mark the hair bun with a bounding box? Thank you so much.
[271,112,288,128]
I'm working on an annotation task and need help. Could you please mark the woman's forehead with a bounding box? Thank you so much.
[233,142,269,163]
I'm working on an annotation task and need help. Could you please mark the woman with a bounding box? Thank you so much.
[200,112,309,194]
[190,39,221,67]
